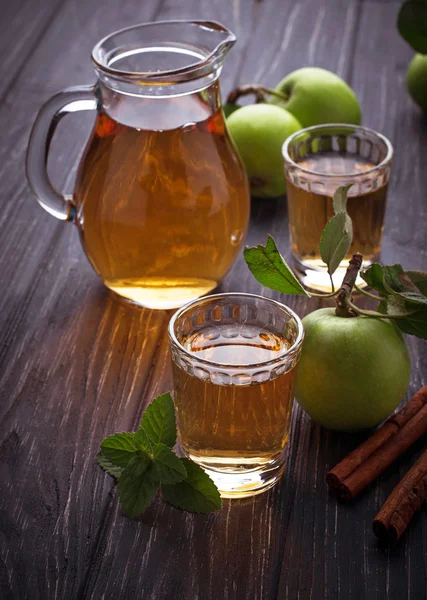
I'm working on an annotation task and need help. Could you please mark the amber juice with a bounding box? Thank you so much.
[286,152,389,290]
[172,323,295,493]
[287,151,388,291]
[73,94,249,309]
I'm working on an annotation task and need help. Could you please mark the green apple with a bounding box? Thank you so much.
[226,103,301,198]
[406,54,427,112]
[295,308,411,432]
[223,102,240,118]
[269,67,361,128]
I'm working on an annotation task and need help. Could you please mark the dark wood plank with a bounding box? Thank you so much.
[0,0,64,98]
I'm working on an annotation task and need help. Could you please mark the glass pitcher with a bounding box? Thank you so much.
[26,21,250,310]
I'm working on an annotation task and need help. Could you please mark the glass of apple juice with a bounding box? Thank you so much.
[168,293,304,498]
[283,124,393,292]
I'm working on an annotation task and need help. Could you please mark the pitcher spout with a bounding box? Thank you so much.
[193,20,236,70]
[92,20,236,87]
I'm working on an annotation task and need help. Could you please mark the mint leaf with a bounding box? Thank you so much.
[134,427,152,454]
[97,392,222,518]
[140,393,176,448]
[100,432,137,467]
[332,183,353,214]
[162,458,222,513]
[117,456,158,518]
[96,451,124,480]
[398,0,427,53]
[149,443,187,484]
[319,212,353,276]
[243,235,308,296]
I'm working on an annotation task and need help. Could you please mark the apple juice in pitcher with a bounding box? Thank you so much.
[26,22,250,309]
[74,82,249,309]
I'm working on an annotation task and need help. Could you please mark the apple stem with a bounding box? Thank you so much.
[226,85,289,106]
[335,253,363,318]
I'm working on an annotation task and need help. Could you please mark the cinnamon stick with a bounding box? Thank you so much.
[373,449,427,543]
[326,386,427,500]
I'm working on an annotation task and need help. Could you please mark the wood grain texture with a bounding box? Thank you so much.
[0,0,65,99]
[1,0,427,599]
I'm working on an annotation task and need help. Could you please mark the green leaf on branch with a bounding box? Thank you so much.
[319,185,353,276]
[396,307,427,339]
[96,451,124,480]
[100,432,137,467]
[360,263,389,294]
[319,212,353,276]
[376,294,427,339]
[332,183,353,214]
[243,235,309,296]
[150,443,187,484]
[398,0,427,54]
[117,456,158,518]
[140,392,177,448]
[361,263,427,306]
[406,270,427,296]
[161,458,222,513]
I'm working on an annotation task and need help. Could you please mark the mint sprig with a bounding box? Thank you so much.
[150,444,187,484]
[140,391,177,447]
[118,456,158,517]
[100,432,138,467]
[97,392,222,517]
[96,452,124,480]
[162,458,222,513]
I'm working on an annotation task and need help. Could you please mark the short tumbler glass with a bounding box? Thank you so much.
[283,124,393,292]
[168,293,304,498]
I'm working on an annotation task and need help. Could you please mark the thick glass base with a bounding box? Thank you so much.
[104,277,218,310]
[186,451,286,498]
[292,255,372,293]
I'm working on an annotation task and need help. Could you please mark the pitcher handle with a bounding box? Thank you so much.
[26,85,97,222]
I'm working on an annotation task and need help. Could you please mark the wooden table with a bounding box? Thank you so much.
[1,0,427,598]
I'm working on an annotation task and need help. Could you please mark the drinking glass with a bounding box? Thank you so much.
[283,124,393,292]
[168,293,304,498]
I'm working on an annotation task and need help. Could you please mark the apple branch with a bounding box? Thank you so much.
[336,255,422,321]
[226,85,289,106]
[335,254,363,318]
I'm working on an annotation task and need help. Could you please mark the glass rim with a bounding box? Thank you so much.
[168,292,304,370]
[282,123,394,179]
[91,20,235,82]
